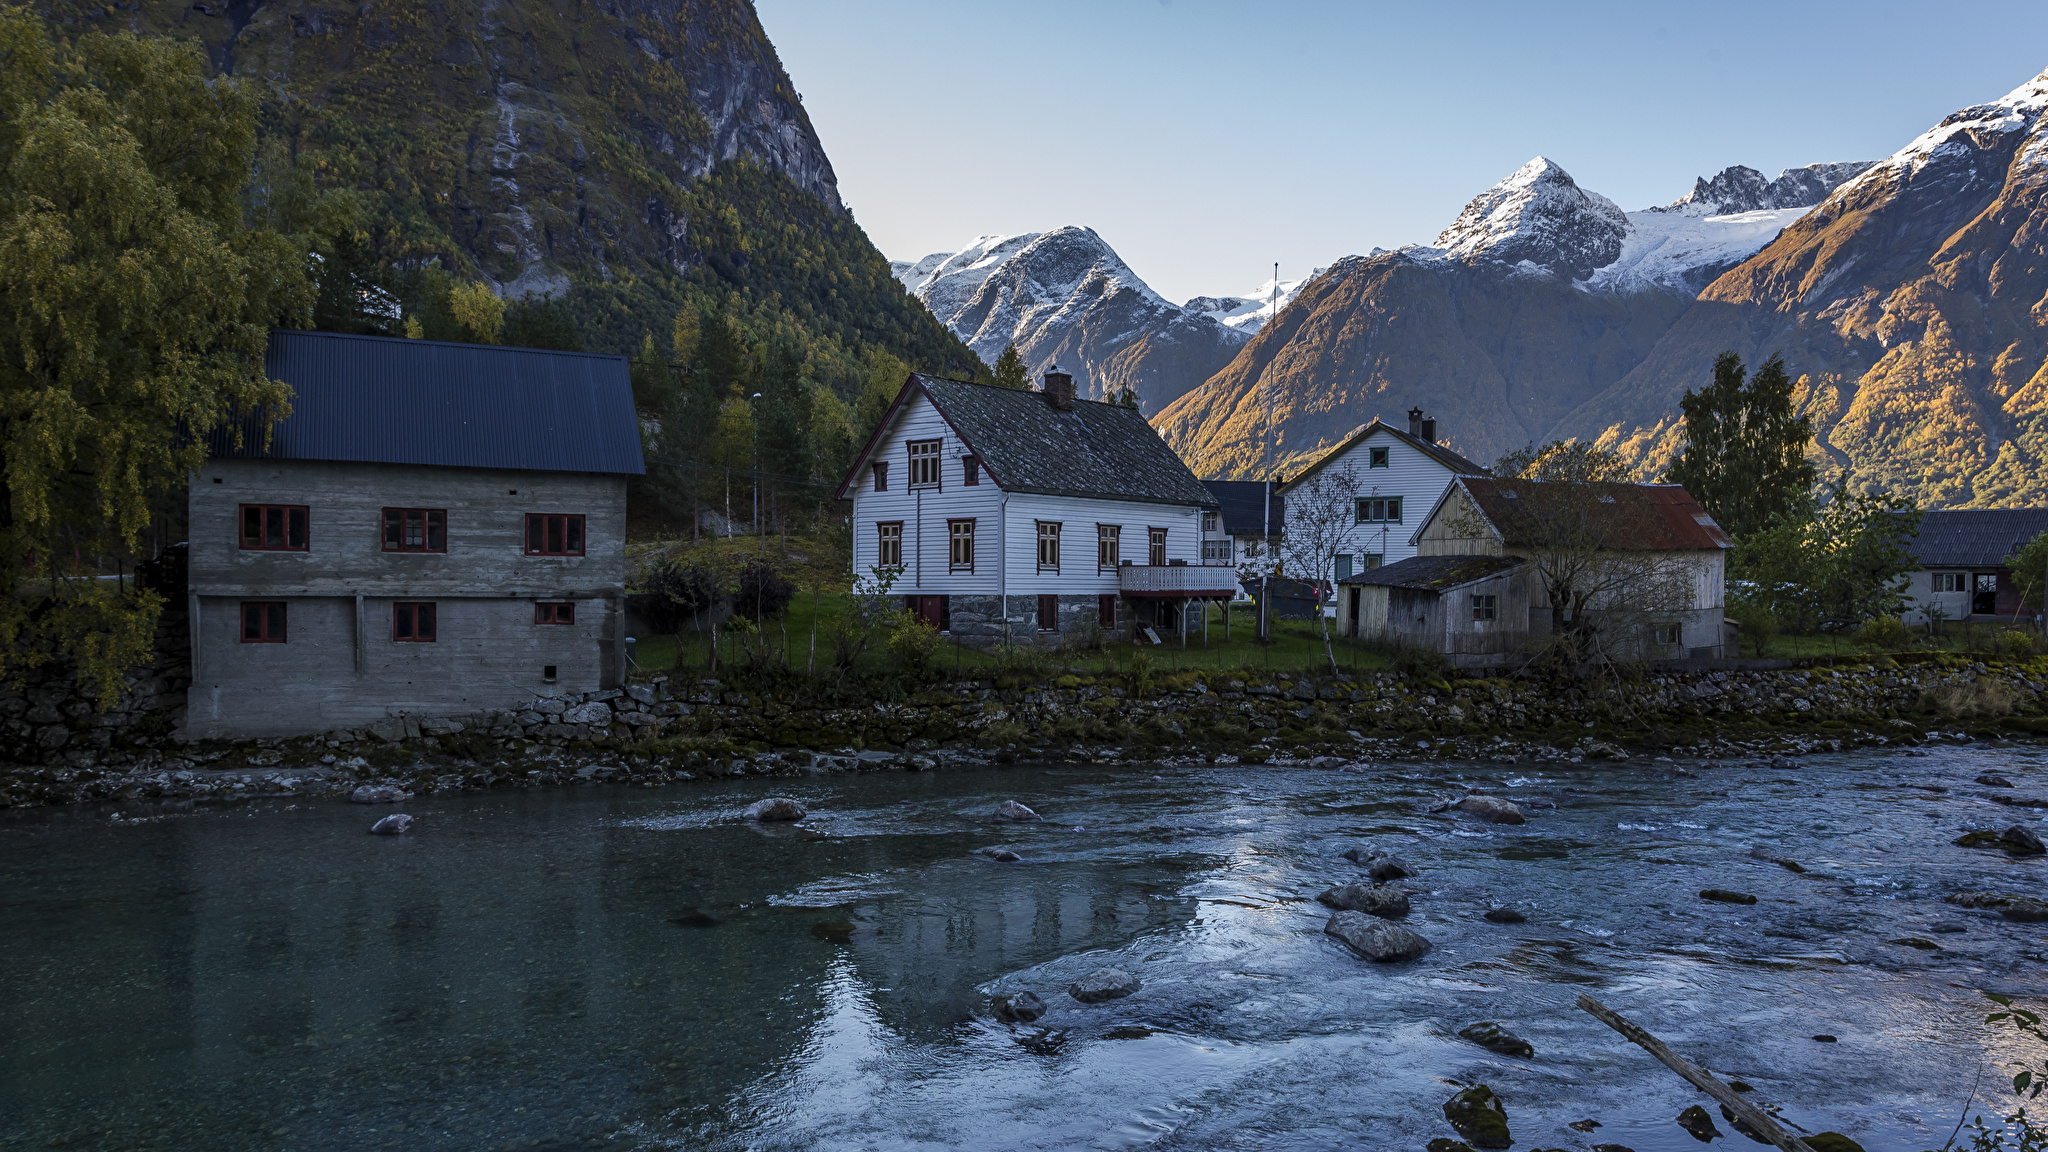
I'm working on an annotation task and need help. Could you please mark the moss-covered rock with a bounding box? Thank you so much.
[1443,1084,1512,1149]
[1457,1021,1533,1058]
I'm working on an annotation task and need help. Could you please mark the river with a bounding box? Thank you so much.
[5,746,2047,1151]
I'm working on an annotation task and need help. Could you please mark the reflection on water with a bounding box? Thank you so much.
[5,749,2048,1150]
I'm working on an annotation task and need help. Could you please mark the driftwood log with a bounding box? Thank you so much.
[1576,993,1818,1152]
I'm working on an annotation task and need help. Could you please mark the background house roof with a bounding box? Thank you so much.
[1453,478,1732,551]
[206,330,645,475]
[1278,419,1490,493]
[914,375,1214,506]
[1201,479,1285,536]
[1908,509,2048,567]
[1337,554,1524,591]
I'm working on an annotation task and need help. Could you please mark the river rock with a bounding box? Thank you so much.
[2002,900,2048,922]
[1483,907,1527,924]
[1978,774,2016,788]
[350,785,405,804]
[1700,888,1758,905]
[369,813,412,835]
[979,847,1023,863]
[1676,1104,1722,1142]
[1324,910,1432,962]
[1456,796,1526,825]
[1804,1134,1867,1152]
[1748,847,1805,872]
[1068,967,1141,1004]
[992,991,1046,1022]
[750,797,808,822]
[1368,854,1419,882]
[1458,1021,1533,1057]
[2004,825,2047,855]
[993,800,1041,822]
[1317,882,1410,917]
[1427,1142,1476,1152]
[1442,1084,1512,1149]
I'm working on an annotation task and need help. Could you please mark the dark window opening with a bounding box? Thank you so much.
[872,462,889,492]
[240,505,309,551]
[241,601,287,643]
[1037,595,1059,632]
[1471,594,1497,621]
[535,602,575,625]
[1098,594,1117,629]
[1355,497,1402,523]
[525,514,586,556]
[381,508,446,553]
[543,665,558,682]
[963,455,980,486]
[394,601,437,642]
[1368,446,1390,468]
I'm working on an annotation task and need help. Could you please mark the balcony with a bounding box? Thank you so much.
[1118,561,1239,599]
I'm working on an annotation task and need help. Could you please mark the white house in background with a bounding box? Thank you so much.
[1274,408,1489,584]
[1899,509,2048,623]
[836,368,1236,645]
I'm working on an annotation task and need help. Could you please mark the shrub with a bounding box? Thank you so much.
[641,559,726,632]
[1393,646,1453,680]
[1854,614,1911,650]
[886,614,942,675]
[1995,629,2040,660]
[1727,597,1778,657]
[733,561,796,619]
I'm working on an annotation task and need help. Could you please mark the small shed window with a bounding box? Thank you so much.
[876,521,903,568]
[525,514,585,556]
[1037,521,1062,571]
[1471,594,1497,621]
[382,508,446,553]
[535,602,575,625]
[241,601,287,643]
[240,505,309,551]
[1369,447,1390,468]
[394,602,437,642]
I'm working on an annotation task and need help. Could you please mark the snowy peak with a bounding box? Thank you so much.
[1881,66,2048,179]
[1653,161,1876,216]
[1431,157,1628,279]
[1186,269,1324,334]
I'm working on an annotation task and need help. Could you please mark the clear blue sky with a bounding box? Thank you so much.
[755,0,2048,305]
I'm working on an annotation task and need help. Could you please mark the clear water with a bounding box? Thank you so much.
[6,747,2048,1151]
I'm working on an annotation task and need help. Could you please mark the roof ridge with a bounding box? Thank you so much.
[271,328,627,362]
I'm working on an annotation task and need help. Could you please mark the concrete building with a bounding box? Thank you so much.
[837,367,1233,645]
[185,331,644,739]
[1898,509,2048,624]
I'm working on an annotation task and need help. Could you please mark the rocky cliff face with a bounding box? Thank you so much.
[1576,67,2048,508]
[900,227,1247,414]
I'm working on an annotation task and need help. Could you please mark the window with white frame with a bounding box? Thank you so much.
[1932,572,1966,592]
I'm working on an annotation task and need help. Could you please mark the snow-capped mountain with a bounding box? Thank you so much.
[895,226,1248,415]
[1652,161,1876,216]
[1426,157,1630,279]
[1186,269,1324,335]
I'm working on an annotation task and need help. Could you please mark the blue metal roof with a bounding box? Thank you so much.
[207,330,644,475]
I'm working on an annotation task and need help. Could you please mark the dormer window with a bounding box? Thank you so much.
[1369,447,1389,468]
[908,440,941,488]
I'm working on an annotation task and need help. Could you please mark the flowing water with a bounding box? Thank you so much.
[6,746,2048,1151]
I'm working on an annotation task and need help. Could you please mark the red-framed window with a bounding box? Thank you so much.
[872,462,889,492]
[241,601,287,643]
[908,440,942,488]
[525,514,585,556]
[1148,527,1167,566]
[1098,594,1118,628]
[1037,594,1059,632]
[1097,524,1121,569]
[1036,521,1061,572]
[393,602,437,642]
[239,505,308,551]
[876,521,903,568]
[963,455,980,486]
[948,519,975,572]
[535,602,575,625]
[381,508,446,553]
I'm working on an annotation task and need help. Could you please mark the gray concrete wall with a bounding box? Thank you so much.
[186,459,628,739]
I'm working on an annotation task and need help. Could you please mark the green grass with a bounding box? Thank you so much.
[628,600,1397,681]
[1739,620,2040,660]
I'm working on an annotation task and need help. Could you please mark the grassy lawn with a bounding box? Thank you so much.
[1742,620,2040,660]
[629,599,1397,681]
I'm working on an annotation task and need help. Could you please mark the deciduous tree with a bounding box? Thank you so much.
[1667,351,1816,538]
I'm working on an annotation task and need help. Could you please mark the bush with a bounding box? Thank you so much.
[1995,629,2040,660]
[886,614,942,675]
[640,558,726,632]
[1854,614,1911,650]
[733,561,796,619]
[1727,597,1778,658]
[1393,646,1453,680]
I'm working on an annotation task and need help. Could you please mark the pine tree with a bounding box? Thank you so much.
[990,344,1030,390]
[1667,351,1816,538]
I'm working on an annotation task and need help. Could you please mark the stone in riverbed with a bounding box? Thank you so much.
[992,991,1046,1022]
[1368,854,1419,882]
[1978,774,2016,788]
[2002,901,2048,922]
[1068,967,1141,1004]
[1458,1021,1533,1057]
[1700,888,1758,905]
[1676,1104,1722,1142]
[1324,910,1432,962]
[369,813,412,835]
[1804,1134,1867,1152]
[1442,1084,1512,1149]
[1456,795,1525,824]
[749,797,807,822]
[978,847,1023,863]
[1427,1142,1476,1152]
[2004,825,2046,855]
[350,785,405,804]
[1316,882,1410,917]
[1483,907,1527,924]
[993,800,1041,822]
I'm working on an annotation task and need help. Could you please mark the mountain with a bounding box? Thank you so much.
[47,0,973,384]
[1576,67,2048,508]
[1186,269,1324,336]
[1153,154,1874,478]
[896,227,1248,414]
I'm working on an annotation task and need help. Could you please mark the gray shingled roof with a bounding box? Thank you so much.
[1280,418,1489,494]
[1909,509,2048,568]
[1202,479,1284,536]
[1336,554,1524,591]
[916,375,1213,506]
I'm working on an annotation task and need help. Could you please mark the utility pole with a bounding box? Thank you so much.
[750,391,763,547]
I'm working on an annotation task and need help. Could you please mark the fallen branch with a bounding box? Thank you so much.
[1576,993,1817,1152]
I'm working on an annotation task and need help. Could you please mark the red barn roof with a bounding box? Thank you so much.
[1443,478,1732,551]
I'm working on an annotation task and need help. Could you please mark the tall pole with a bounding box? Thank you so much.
[750,391,763,546]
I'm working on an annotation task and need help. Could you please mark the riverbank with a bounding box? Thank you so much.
[7,654,2047,808]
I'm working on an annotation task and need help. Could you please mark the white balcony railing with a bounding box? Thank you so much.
[1118,561,1240,597]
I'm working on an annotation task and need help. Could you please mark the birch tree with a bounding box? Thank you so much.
[1279,467,1364,674]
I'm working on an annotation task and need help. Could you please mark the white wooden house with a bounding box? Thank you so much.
[1897,509,2048,624]
[836,368,1236,644]
[1274,408,1488,584]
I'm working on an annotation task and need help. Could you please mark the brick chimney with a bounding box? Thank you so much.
[1407,406,1436,443]
[1041,365,1075,412]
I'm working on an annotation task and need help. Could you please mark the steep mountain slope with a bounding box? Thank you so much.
[1155,156,1872,477]
[1577,67,2048,508]
[47,0,972,376]
[898,227,1247,414]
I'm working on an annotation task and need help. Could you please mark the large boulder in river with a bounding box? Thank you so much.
[1324,911,1432,962]
[1458,1021,1533,1057]
[1368,854,1419,881]
[749,797,808,822]
[1317,882,1410,918]
[1456,796,1525,825]
[1068,967,1141,1004]
[992,991,1046,1022]
[2003,825,2046,855]
[993,800,1041,822]
[1442,1084,1513,1149]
